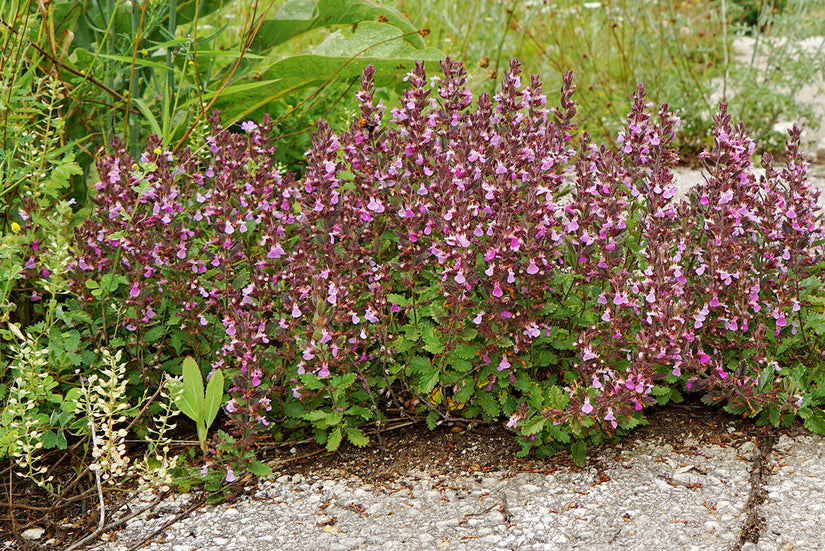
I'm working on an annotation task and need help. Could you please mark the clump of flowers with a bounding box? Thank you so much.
[73,57,825,465]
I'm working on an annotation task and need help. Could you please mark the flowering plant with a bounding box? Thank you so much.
[73,57,825,465]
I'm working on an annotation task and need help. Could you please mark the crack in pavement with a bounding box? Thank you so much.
[733,428,778,550]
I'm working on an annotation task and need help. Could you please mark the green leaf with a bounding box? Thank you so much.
[571,439,587,467]
[521,416,546,436]
[453,381,474,404]
[425,410,439,431]
[254,0,427,52]
[142,324,166,344]
[421,323,445,355]
[452,343,479,361]
[203,368,224,429]
[302,410,329,423]
[476,390,500,418]
[214,22,443,124]
[387,293,412,307]
[299,373,324,390]
[174,357,205,423]
[326,426,343,451]
[802,407,825,434]
[345,427,369,448]
[247,461,273,477]
[421,369,440,394]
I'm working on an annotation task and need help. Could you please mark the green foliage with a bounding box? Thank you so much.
[168,356,225,454]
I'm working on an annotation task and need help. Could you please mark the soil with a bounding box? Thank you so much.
[0,394,808,551]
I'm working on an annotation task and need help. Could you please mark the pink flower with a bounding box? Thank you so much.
[581,398,593,414]
[291,304,302,318]
[492,283,503,298]
[497,356,511,371]
[699,352,711,365]
[225,467,236,483]
[367,197,385,213]
[526,260,539,275]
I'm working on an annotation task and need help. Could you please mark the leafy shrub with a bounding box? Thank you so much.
[74,57,825,466]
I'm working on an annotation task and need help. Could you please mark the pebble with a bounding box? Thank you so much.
[85,425,825,551]
[21,528,45,540]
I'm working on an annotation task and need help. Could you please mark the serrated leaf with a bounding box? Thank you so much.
[300,373,325,390]
[521,416,546,436]
[452,343,479,361]
[421,369,440,394]
[476,390,500,418]
[453,381,474,404]
[387,293,412,307]
[247,461,273,477]
[425,410,439,430]
[346,427,369,448]
[421,323,445,355]
[334,373,357,389]
[446,355,473,373]
[302,410,329,422]
[142,324,166,344]
[802,407,825,434]
[571,439,587,467]
[326,426,343,451]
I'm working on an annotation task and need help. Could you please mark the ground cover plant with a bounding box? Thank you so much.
[71,57,825,476]
[5,2,825,542]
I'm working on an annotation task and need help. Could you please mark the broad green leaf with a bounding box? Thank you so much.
[254,0,427,52]
[302,410,329,423]
[213,22,443,124]
[421,323,445,355]
[520,416,546,436]
[345,427,369,448]
[247,460,273,477]
[326,426,343,451]
[571,439,587,467]
[421,369,440,394]
[175,357,205,423]
[203,368,224,429]
[299,373,324,390]
[476,391,500,418]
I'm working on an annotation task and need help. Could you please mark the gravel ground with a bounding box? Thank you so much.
[79,430,822,551]
[44,405,817,551]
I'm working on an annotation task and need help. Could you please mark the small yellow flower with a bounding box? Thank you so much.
[10,221,21,233]
[188,60,195,66]
[153,148,162,155]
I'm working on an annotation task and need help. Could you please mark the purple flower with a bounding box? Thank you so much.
[241,120,258,133]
